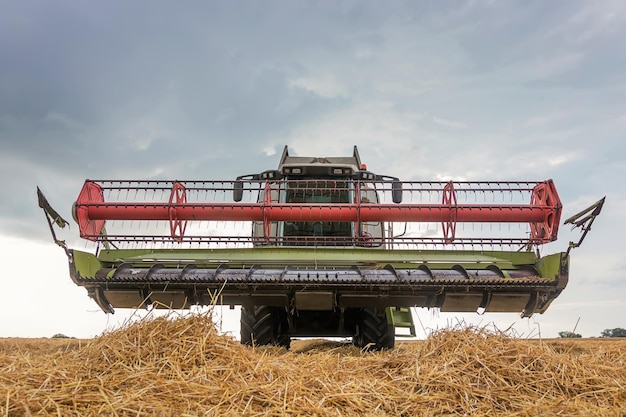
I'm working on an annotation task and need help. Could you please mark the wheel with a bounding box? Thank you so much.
[352,308,395,350]
[240,306,290,349]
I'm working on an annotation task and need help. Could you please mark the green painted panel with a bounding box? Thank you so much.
[95,247,541,270]
[536,252,567,281]
[71,250,103,280]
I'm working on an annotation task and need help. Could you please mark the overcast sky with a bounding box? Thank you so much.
[1,1,624,339]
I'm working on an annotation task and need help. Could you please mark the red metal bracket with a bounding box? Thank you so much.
[441,181,457,243]
[263,182,272,242]
[75,181,106,241]
[529,180,561,241]
[169,182,187,242]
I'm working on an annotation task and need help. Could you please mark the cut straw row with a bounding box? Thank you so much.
[1,312,625,416]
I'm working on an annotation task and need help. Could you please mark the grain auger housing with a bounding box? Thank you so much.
[38,146,604,349]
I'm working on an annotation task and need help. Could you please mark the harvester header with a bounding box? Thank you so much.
[39,145,603,350]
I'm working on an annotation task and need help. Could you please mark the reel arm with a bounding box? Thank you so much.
[564,197,605,255]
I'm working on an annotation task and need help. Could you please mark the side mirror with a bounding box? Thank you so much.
[233,179,243,202]
[392,179,403,204]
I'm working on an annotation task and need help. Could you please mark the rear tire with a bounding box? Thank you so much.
[352,308,395,350]
[240,306,290,349]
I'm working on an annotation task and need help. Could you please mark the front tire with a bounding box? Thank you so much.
[352,308,395,350]
[240,306,290,349]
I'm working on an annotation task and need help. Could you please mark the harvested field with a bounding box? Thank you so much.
[1,313,625,416]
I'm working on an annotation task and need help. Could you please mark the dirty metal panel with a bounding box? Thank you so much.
[339,294,428,308]
[441,293,483,312]
[220,294,290,307]
[295,291,334,310]
[103,290,145,308]
[486,293,531,312]
[149,291,189,309]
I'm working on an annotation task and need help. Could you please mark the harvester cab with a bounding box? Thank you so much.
[38,146,604,350]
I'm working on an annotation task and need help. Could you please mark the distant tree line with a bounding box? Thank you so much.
[558,331,582,338]
[558,328,626,338]
[601,328,626,338]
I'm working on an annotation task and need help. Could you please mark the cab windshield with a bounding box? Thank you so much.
[283,180,352,245]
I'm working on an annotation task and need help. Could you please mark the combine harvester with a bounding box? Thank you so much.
[38,146,603,349]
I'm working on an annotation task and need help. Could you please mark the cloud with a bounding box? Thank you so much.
[548,152,581,167]
[522,112,568,128]
[290,74,349,98]
[558,0,626,43]
[432,116,468,129]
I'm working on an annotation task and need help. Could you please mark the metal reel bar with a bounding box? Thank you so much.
[73,179,562,244]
